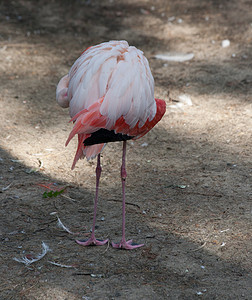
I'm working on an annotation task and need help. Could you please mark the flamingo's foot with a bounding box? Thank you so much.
[76,237,109,246]
[112,239,144,250]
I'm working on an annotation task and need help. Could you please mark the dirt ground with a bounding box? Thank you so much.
[0,0,251,299]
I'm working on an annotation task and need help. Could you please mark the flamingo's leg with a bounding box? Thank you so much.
[76,154,108,246]
[112,141,144,250]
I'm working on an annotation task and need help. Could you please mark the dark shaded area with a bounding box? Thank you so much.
[0,147,251,299]
[84,129,134,146]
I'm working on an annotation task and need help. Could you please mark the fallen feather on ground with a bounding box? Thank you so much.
[2,182,12,191]
[48,261,76,268]
[57,216,79,235]
[178,94,193,106]
[169,102,183,109]
[13,242,51,266]
[196,289,207,296]
[169,94,193,110]
[154,52,194,62]
[177,184,187,189]
[91,274,105,278]
[11,159,24,163]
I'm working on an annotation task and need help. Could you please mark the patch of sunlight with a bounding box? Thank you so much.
[27,285,81,300]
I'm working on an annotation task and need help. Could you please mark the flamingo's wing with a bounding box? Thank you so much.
[100,46,156,129]
[57,40,166,168]
[68,41,128,118]
[67,40,157,129]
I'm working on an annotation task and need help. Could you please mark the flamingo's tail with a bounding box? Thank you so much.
[71,133,105,169]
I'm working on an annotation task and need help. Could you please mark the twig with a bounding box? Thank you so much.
[62,194,78,203]
[2,182,13,191]
[40,219,58,226]
[191,242,207,252]
[19,281,39,296]
[0,283,21,292]
[103,241,110,253]
[72,272,92,276]
[182,191,223,198]
[108,199,140,209]
[48,261,76,268]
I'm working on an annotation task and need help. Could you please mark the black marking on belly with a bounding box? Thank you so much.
[84,129,134,146]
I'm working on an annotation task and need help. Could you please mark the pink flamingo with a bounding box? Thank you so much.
[56,40,166,250]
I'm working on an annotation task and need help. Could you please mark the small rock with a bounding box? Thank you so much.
[168,16,176,22]
[140,8,149,15]
[222,39,230,48]
[141,142,148,147]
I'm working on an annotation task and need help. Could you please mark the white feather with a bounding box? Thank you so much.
[13,242,51,266]
[65,41,156,128]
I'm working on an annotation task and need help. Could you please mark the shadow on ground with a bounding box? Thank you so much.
[0,147,251,299]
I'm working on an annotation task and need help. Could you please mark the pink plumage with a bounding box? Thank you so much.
[57,40,166,249]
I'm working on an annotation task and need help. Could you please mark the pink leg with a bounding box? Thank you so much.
[112,141,144,250]
[76,154,108,246]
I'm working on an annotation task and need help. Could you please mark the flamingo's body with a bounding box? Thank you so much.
[57,41,166,249]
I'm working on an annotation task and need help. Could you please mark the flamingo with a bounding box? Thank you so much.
[56,40,166,249]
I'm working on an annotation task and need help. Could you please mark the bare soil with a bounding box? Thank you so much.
[0,0,251,299]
